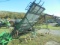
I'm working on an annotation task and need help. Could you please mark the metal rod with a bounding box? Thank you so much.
[33,0,36,3]
[41,2,44,6]
[38,0,41,4]
[25,2,32,10]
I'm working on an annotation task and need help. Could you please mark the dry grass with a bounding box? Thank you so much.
[7,33,60,45]
[0,27,60,45]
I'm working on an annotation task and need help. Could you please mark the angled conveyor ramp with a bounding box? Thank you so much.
[16,1,45,32]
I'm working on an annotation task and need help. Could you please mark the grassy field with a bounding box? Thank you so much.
[0,27,60,45]
[7,33,60,45]
[0,27,13,34]
[34,24,60,30]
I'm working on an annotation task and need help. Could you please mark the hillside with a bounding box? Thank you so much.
[0,11,25,18]
[0,11,56,24]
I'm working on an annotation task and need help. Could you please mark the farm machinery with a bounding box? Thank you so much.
[0,0,45,45]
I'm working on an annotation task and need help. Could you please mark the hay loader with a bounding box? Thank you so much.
[0,0,45,45]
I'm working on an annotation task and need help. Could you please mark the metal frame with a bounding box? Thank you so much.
[16,0,45,32]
